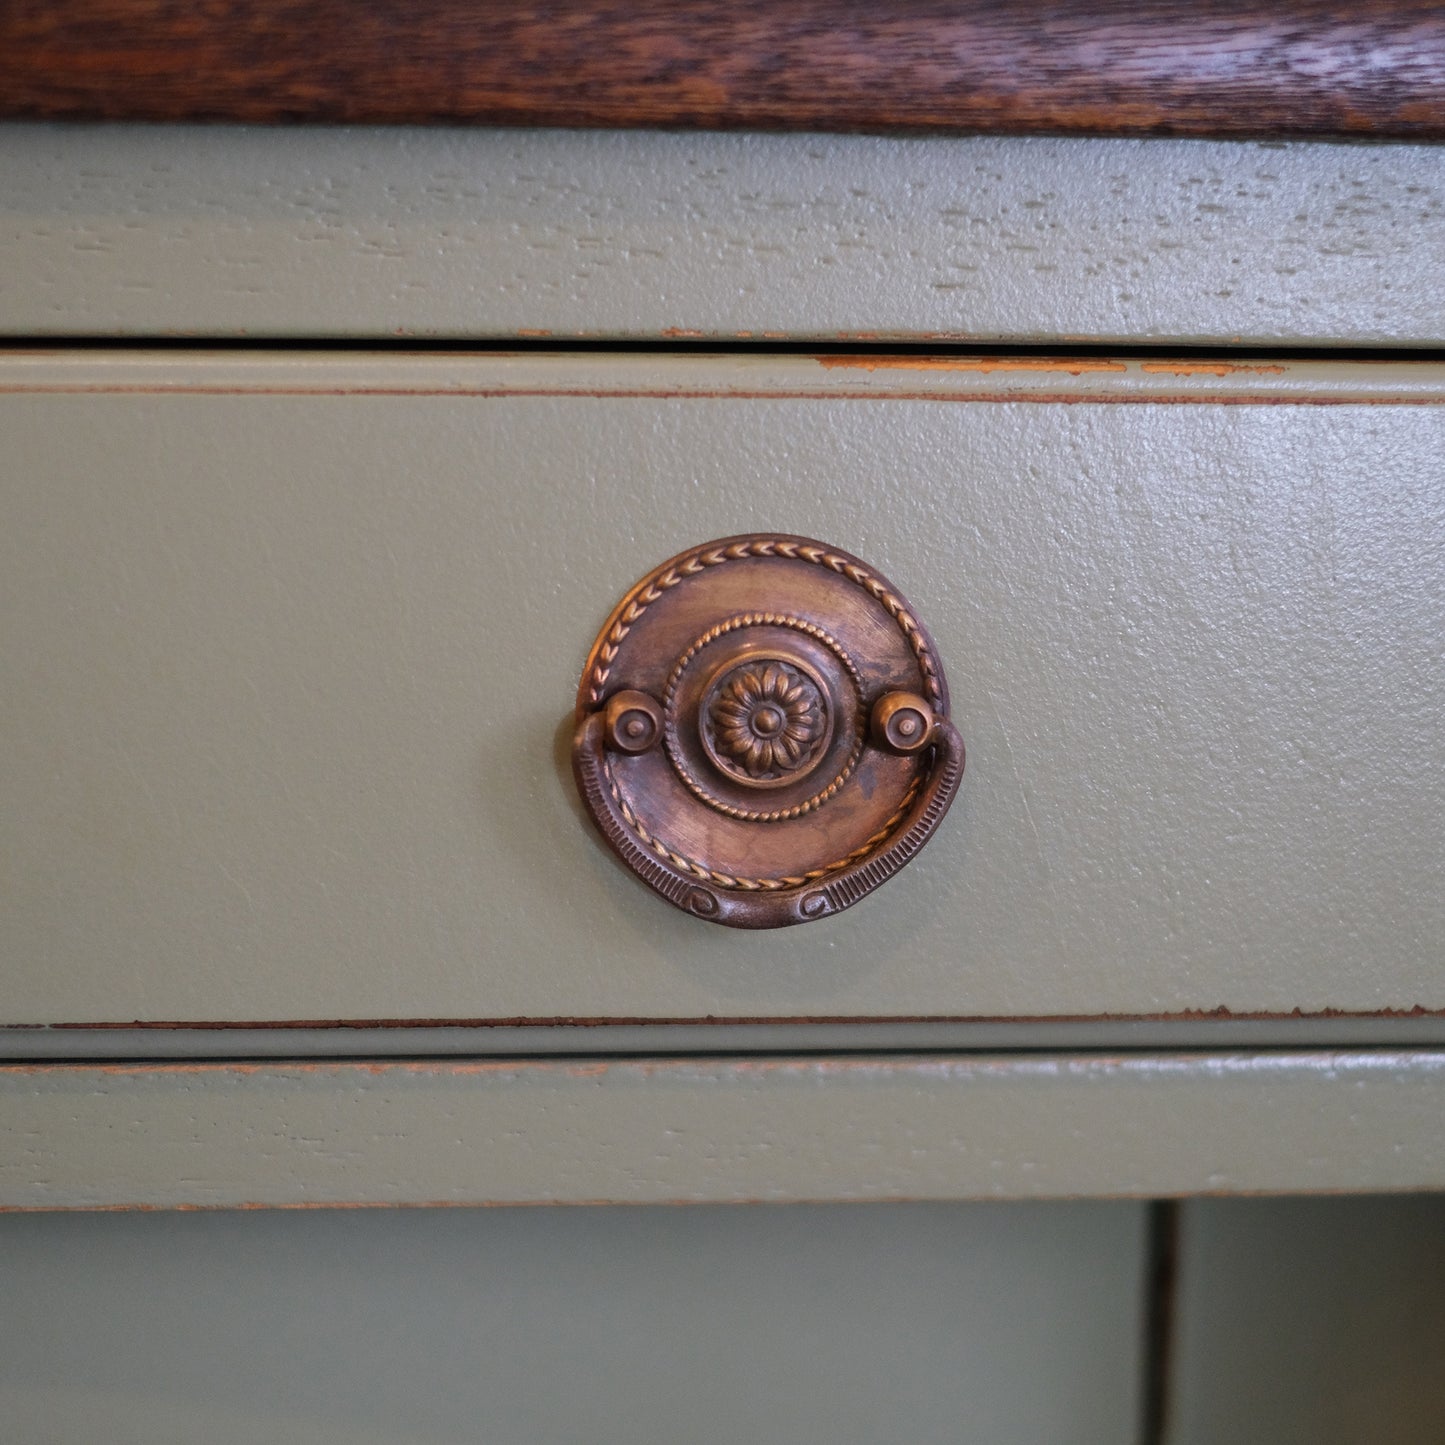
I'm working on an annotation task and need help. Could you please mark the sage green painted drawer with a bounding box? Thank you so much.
[3,351,1442,1030]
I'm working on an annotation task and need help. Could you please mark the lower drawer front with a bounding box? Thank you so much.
[1,1202,1146,1445]
[3,353,1442,1026]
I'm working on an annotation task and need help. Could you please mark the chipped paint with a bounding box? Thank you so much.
[816,355,1129,375]
[1141,360,1286,377]
[3,352,1443,407]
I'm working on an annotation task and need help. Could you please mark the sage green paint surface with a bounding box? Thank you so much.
[3,354,1443,1023]
[1,127,1444,344]
[5,1053,1443,1207]
[1168,1196,1445,1444]
[0,1202,1145,1445]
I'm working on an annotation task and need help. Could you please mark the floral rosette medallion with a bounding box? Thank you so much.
[707,660,828,784]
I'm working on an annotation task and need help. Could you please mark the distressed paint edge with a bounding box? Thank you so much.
[22,1005,1445,1028]
[9,1011,1445,1063]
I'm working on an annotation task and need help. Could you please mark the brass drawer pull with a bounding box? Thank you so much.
[573,535,964,928]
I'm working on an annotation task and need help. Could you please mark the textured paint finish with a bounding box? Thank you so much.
[0,1203,1146,1444]
[3,1053,1443,1207]
[3,354,1443,1024]
[2,127,1445,343]
[1167,1196,1445,1443]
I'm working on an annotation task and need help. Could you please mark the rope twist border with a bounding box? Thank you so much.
[587,538,942,708]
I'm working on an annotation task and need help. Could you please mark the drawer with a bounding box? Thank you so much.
[3,126,1444,348]
[4,350,1443,1032]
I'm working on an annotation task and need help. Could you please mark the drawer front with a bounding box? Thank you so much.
[4,127,1445,348]
[3,353,1443,1026]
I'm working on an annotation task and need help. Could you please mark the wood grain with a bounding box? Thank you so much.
[2,0,1444,136]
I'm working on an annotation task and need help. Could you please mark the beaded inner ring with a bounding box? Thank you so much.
[662,613,865,823]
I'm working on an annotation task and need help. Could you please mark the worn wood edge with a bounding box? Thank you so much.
[4,351,1445,403]
[4,1,1445,138]
[4,1051,1444,1207]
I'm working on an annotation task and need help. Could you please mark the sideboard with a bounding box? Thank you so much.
[2,115,1443,1441]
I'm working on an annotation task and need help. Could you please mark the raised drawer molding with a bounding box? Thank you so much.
[5,1053,1443,1208]
[4,353,1442,1033]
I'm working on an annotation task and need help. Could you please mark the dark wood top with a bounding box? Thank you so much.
[3,0,1444,138]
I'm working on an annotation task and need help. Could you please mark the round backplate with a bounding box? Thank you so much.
[572,534,964,928]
